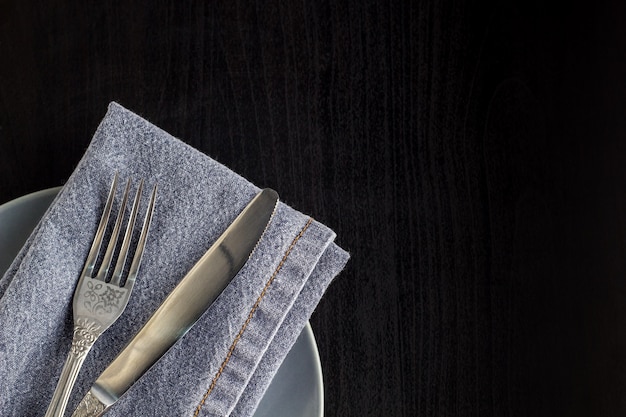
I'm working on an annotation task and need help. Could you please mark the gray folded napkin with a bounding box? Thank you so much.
[0,102,349,416]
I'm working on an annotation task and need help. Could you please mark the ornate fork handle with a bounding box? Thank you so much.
[45,318,103,417]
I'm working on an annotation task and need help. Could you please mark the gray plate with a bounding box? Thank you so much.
[0,187,323,417]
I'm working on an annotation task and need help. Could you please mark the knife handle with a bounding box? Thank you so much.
[71,390,107,417]
[44,330,95,417]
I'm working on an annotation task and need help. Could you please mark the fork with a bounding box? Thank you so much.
[44,174,157,417]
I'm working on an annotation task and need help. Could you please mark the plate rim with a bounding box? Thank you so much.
[0,186,63,213]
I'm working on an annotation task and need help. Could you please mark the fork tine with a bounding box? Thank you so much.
[95,178,132,281]
[125,183,157,288]
[109,179,144,286]
[82,173,118,278]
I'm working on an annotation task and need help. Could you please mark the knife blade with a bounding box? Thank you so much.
[70,188,279,417]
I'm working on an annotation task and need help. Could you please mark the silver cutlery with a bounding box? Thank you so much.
[71,188,278,417]
[45,174,157,417]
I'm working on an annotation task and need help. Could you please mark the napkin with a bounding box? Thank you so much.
[0,102,349,416]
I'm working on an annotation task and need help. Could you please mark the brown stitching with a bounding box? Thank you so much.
[193,218,314,416]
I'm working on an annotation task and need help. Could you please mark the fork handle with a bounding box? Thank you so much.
[45,321,100,417]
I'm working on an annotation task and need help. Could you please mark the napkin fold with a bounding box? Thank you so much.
[0,103,349,416]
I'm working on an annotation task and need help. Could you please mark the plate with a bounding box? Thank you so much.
[0,188,323,417]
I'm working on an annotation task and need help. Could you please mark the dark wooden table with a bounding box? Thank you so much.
[2,1,626,416]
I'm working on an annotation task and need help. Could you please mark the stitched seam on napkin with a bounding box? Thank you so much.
[193,217,314,417]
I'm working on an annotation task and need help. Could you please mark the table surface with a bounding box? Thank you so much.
[2,1,626,416]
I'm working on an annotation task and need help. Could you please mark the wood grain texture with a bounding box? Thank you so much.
[1,1,626,416]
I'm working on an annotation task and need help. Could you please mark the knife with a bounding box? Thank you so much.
[70,188,279,417]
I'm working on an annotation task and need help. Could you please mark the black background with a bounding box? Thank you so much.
[2,1,626,416]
